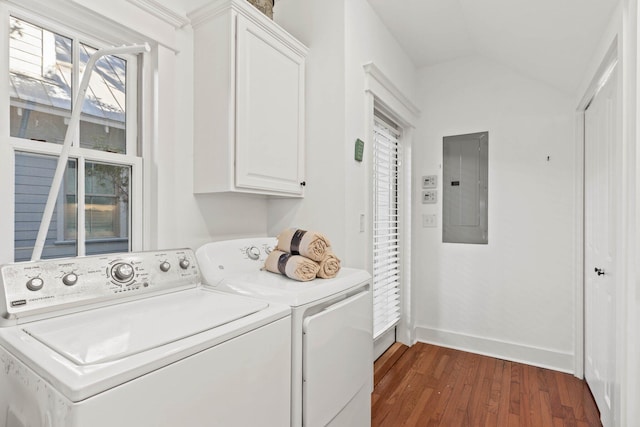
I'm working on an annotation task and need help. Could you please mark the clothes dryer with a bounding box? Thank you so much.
[197,238,373,427]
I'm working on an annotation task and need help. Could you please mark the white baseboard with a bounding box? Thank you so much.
[414,326,575,374]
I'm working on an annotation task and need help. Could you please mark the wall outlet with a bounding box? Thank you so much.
[422,214,437,228]
[422,175,437,188]
[422,190,437,204]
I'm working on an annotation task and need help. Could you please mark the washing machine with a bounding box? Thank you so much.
[196,238,373,427]
[0,248,292,427]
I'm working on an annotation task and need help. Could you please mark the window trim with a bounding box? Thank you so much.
[3,6,144,262]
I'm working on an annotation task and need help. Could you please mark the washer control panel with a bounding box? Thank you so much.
[0,249,200,325]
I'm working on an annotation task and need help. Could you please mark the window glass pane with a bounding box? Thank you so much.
[85,163,129,255]
[79,44,127,154]
[9,17,72,144]
[14,153,77,261]
[64,164,78,240]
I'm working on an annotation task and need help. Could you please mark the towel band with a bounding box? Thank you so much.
[277,253,291,275]
[290,229,307,255]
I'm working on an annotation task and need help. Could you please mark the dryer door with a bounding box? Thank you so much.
[302,290,372,427]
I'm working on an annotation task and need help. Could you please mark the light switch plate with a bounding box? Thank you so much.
[422,190,437,204]
[422,175,437,188]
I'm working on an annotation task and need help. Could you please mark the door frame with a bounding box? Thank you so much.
[363,63,420,354]
[575,37,626,426]
[575,39,619,379]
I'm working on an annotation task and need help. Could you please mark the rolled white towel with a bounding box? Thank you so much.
[276,228,330,262]
[264,249,320,281]
[317,248,341,279]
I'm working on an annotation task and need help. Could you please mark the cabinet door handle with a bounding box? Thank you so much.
[594,267,605,276]
[300,181,306,187]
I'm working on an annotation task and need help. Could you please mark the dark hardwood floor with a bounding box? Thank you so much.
[372,342,602,427]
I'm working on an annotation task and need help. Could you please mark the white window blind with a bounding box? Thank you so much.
[373,113,402,339]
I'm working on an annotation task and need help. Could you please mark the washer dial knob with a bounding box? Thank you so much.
[179,259,190,270]
[246,246,260,260]
[26,277,44,291]
[112,263,134,282]
[160,261,171,272]
[62,273,78,286]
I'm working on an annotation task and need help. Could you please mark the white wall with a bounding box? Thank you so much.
[412,55,577,372]
[343,0,418,269]
[267,0,348,257]
[270,0,417,268]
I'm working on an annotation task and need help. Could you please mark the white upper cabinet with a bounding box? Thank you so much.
[189,0,307,196]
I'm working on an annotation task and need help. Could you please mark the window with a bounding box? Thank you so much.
[9,15,141,261]
[372,112,402,340]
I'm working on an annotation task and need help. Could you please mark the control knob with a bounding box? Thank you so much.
[179,259,190,270]
[246,246,260,260]
[160,261,171,272]
[112,263,134,282]
[26,277,44,292]
[62,273,78,286]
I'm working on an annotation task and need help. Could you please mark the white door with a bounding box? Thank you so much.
[584,64,618,427]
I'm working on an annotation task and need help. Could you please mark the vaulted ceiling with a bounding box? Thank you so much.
[155,0,619,95]
[366,0,619,95]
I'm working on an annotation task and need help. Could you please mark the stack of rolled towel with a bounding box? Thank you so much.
[263,228,341,281]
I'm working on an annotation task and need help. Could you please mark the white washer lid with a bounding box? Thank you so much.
[218,268,371,307]
[24,289,268,365]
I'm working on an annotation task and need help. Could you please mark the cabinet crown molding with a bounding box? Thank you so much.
[126,0,190,28]
[188,0,307,56]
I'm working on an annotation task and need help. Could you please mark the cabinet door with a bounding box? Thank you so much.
[235,14,305,195]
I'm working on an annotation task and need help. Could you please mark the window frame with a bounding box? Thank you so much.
[1,6,144,262]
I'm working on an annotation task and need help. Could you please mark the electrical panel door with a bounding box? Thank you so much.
[443,132,488,244]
